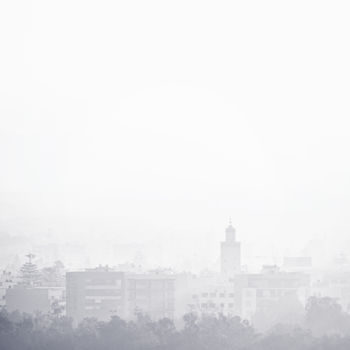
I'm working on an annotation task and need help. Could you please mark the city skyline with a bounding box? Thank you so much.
[1,1,350,268]
[1,0,350,347]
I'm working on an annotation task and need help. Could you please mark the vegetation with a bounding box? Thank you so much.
[1,297,350,350]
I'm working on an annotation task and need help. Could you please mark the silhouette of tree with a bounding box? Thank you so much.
[2,305,350,350]
[20,254,40,287]
[253,294,305,332]
[305,296,350,336]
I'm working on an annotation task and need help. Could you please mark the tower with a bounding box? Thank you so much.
[220,220,241,276]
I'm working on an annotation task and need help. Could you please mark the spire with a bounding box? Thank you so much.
[225,219,236,241]
[226,218,234,231]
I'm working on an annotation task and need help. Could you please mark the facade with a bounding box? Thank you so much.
[311,271,350,312]
[66,267,175,324]
[173,271,236,320]
[189,283,235,316]
[66,268,125,324]
[220,222,241,276]
[173,272,199,320]
[5,286,65,315]
[6,287,50,314]
[233,265,310,322]
[283,257,312,272]
[0,270,17,309]
[125,273,174,320]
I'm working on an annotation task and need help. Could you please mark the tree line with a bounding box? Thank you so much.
[1,297,350,350]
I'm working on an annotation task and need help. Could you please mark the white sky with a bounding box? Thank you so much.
[1,1,350,267]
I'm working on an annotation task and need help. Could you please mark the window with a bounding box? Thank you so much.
[263,290,270,297]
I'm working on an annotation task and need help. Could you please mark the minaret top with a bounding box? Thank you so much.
[225,219,236,242]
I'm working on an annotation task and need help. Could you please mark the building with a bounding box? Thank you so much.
[283,257,312,272]
[172,270,237,321]
[5,286,64,315]
[66,267,175,324]
[173,272,199,320]
[66,267,125,324]
[0,270,18,309]
[220,221,241,276]
[125,273,174,320]
[311,271,350,312]
[233,265,310,322]
[189,283,235,316]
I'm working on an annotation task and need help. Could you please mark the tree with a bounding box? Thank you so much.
[20,254,40,287]
[40,260,65,287]
[253,294,305,332]
[305,296,350,336]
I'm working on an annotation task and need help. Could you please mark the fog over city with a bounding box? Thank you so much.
[1,1,350,349]
[1,0,350,271]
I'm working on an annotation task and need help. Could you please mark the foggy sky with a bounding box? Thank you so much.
[1,1,350,266]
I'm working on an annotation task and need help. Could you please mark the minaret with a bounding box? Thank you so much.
[220,220,241,276]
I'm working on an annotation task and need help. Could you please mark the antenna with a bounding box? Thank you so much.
[26,253,35,264]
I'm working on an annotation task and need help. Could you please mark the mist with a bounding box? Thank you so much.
[1,2,350,349]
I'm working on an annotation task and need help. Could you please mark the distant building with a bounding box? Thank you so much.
[234,265,310,322]
[173,271,236,321]
[0,270,17,309]
[190,283,235,317]
[283,257,312,271]
[6,287,50,314]
[66,268,125,324]
[173,272,197,320]
[220,221,241,276]
[66,267,175,324]
[125,273,174,320]
[311,271,350,312]
[5,286,64,315]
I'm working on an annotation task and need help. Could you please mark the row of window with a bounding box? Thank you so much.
[255,289,296,298]
[199,303,234,309]
[127,280,174,289]
[85,278,122,286]
[193,293,234,298]
[86,289,122,296]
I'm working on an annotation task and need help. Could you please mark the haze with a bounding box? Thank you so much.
[1,0,350,269]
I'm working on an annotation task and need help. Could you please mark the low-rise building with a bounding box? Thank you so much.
[311,271,350,312]
[66,267,175,324]
[234,265,310,322]
[190,284,235,316]
[0,270,18,309]
[125,273,174,320]
[66,268,125,324]
[5,286,64,315]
